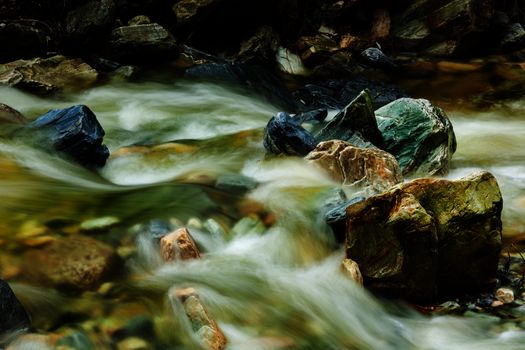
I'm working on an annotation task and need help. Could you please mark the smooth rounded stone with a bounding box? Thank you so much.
[375,98,457,176]
[496,288,515,304]
[0,55,98,94]
[0,279,31,338]
[263,112,317,156]
[341,258,363,285]
[306,140,403,192]
[107,23,178,63]
[0,103,27,125]
[25,105,109,169]
[80,216,120,231]
[315,90,384,148]
[345,171,503,302]
[215,174,258,194]
[23,236,120,291]
[116,337,150,350]
[0,19,54,62]
[160,228,201,262]
[65,0,116,46]
[360,47,396,70]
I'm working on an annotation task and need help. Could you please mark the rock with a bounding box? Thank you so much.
[345,171,503,302]
[501,23,525,51]
[107,23,178,63]
[215,174,258,194]
[0,55,98,94]
[496,288,515,304]
[140,220,173,240]
[171,288,227,350]
[375,98,457,176]
[172,0,217,25]
[310,51,365,80]
[0,103,27,125]
[315,89,384,148]
[491,300,504,307]
[23,235,119,291]
[341,258,363,285]
[324,196,365,243]
[64,0,116,49]
[293,77,408,111]
[116,337,150,350]
[185,62,301,112]
[0,279,31,338]
[128,15,151,26]
[26,105,110,169]
[160,228,201,262]
[237,26,280,67]
[0,20,54,63]
[295,34,339,68]
[371,9,390,40]
[306,140,402,193]
[293,109,327,124]
[360,47,396,70]
[263,112,317,156]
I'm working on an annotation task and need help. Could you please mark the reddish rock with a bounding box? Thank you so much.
[160,228,201,262]
[371,9,390,40]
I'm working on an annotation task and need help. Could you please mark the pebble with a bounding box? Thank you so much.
[496,288,515,304]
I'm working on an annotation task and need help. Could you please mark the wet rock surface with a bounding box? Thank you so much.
[345,171,503,302]
[26,105,109,169]
[375,98,457,176]
[0,279,31,339]
[160,228,201,262]
[263,112,317,156]
[0,104,27,125]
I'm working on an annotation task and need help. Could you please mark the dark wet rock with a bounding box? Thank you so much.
[237,26,280,67]
[375,98,457,176]
[306,140,403,192]
[27,105,109,169]
[0,279,31,339]
[0,20,54,63]
[55,330,95,350]
[23,235,120,291]
[111,315,155,342]
[0,55,98,95]
[127,15,152,26]
[64,0,116,49]
[107,23,178,63]
[186,62,301,112]
[501,23,525,51]
[215,174,258,194]
[360,47,397,70]
[293,109,327,124]
[263,112,317,156]
[295,34,340,68]
[324,196,365,243]
[294,77,408,111]
[315,89,384,148]
[345,171,503,302]
[0,104,27,125]
[141,219,173,240]
[172,0,218,26]
[310,51,365,80]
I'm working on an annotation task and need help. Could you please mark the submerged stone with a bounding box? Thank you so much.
[0,279,31,339]
[375,98,456,176]
[345,171,502,302]
[27,105,109,169]
[263,112,317,156]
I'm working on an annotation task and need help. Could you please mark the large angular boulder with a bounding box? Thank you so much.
[26,105,109,169]
[0,56,98,94]
[263,112,317,156]
[315,89,384,148]
[345,171,502,302]
[375,98,456,176]
[23,236,120,291]
[0,279,31,339]
[306,140,402,193]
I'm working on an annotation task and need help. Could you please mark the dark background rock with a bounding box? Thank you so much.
[0,20,55,63]
[263,112,317,156]
[0,104,28,125]
[26,105,110,169]
[0,279,31,339]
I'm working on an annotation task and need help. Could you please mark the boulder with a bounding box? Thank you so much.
[0,104,27,125]
[315,89,384,148]
[26,105,110,169]
[172,0,218,25]
[360,47,396,70]
[160,228,201,262]
[0,279,31,339]
[0,20,54,63]
[375,98,456,176]
[501,23,525,51]
[345,171,502,302]
[306,140,402,192]
[236,26,280,67]
[295,34,340,68]
[263,112,317,156]
[0,55,98,95]
[107,23,178,63]
[23,236,120,291]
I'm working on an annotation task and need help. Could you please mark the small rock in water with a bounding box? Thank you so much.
[263,112,317,156]
[0,103,27,125]
[215,174,258,194]
[496,288,515,304]
[160,228,201,262]
[80,216,120,231]
[341,258,363,285]
[26,105,109,169]
[0,279,31,339]
[360,47,397,70]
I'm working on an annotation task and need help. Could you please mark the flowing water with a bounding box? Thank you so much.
[1,74,525,349]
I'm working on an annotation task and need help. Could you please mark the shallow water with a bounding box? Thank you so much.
[1,78,525,349]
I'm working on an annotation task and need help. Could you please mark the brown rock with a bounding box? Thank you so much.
[160,228,201,262]
[0,103,27,125]
[172,0,217,25]
[23,235,119,290]
[371,9,390,40]
[306,140,403,193]
[495,288,514,304]
[295,34,339,68]
[237,26,280,66]
[345,171,502,302]
[0,55,98,95]
[341,258,363,285]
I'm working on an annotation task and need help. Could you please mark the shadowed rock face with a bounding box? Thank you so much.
[263,112,317,156]
[0,279,31,339]
[345,171,502,302]
[27,105,110,169]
